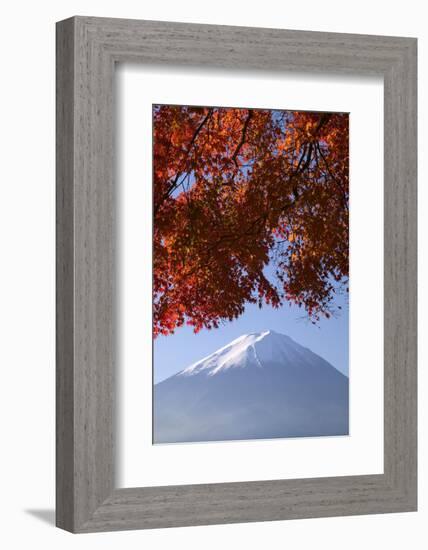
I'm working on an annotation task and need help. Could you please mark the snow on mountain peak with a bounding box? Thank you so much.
[179,329,300,377]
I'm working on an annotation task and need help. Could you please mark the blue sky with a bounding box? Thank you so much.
[153,294,348,383]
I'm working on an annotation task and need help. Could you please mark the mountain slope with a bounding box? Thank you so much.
[154,330,349,444]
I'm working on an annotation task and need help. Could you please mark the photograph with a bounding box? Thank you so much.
[152,104,349,444]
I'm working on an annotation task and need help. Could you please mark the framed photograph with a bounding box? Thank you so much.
[56,16,417,532]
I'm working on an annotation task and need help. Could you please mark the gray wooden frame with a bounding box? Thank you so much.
[56,16,417,533]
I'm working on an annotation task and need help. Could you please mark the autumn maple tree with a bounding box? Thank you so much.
[153,105,349,337]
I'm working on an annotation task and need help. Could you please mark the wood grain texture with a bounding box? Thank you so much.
[56,18,75,531]
[56,16,417,533]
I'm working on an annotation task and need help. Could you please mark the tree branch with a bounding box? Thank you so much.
[315,142,348,211]
[231,110,253,167]
[154,108,213,214]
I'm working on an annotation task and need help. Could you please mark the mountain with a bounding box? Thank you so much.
[153,330,349,444]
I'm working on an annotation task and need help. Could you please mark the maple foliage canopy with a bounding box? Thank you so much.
[153,105,349,337]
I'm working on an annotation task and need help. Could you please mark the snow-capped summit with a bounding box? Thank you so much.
[154,330,349,444]
[181,330,312,376]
